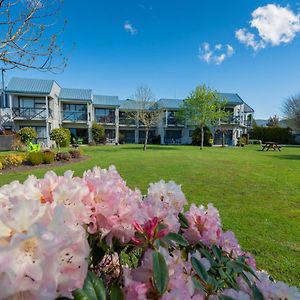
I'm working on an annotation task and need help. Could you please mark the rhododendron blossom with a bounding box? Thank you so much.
[0,165,299,299]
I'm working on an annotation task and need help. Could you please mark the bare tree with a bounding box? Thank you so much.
[283,95,300,130]
[0,0,66,72]
[126,84,162,151]
[266,115,280,127]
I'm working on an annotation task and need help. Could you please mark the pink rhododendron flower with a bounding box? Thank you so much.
[0,178,89,300]
[183,203,222,246]
[141,180,186,232]
[132,217,169,246]
[83,166,143,245]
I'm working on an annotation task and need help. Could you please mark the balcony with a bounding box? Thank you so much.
[163,117,184,127]
[12,107,51,120]
[119,117,136,126]
[95,115,115,124]
[62,110,87,122]
[164,137,182,144]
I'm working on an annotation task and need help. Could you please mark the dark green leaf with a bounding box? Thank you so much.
[191,257,208,282]
[252,284,264,300]
[152,251,169,296]
[226,261,243,273]
[72,289,89,300]
[81,271,106,300]
[110,283,124,300]
[212,245,222,261]
[197,248,217,267]
[240,272,252,289]
[192,277,206,292]
[164,232,189,247]
[178,212,189,229]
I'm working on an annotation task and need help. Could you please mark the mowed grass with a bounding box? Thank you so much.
[0,144,299,286]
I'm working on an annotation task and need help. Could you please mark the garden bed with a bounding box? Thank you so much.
[0,155,90,174]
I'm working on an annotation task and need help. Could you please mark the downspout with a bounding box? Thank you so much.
[45,96,50,147]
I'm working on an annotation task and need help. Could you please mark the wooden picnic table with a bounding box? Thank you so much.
[261,142,282,151]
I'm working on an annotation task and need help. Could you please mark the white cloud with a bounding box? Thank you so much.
[236,4,300,50]
[124,21,137,35]
[198,42,234,65]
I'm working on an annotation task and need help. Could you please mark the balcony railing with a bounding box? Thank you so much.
[95,115,115,124]
[62,110,87,122]
[119,117,136,126]
[12,107,51,120]
[164,137,182,144]
[163,117,184,126]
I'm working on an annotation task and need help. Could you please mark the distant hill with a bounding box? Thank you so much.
[255,119,268,127]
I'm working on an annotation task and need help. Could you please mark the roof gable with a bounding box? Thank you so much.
[93,95,119,106]
[6,77,55,95]
[59,88,92,101]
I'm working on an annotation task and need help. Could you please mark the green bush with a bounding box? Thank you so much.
[42,150,55,164]
[69,150,81,159]
[56,152,71,161]
[250,126,293,144]
[50,128,71,148]
[28,152,44,165]
[118,133,125,144]
[17,127,37,145]
[91,123,105,144]
[192,127,212,146]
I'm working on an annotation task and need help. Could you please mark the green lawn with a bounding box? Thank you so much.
[1,144,299,286]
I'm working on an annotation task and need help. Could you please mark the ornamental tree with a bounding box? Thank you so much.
[50,127,70,149]
[177,85,228,149]
[17,127,37,145]
[283,95,300,131]
[126,84,162,151]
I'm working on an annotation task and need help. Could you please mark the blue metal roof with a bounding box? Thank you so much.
[59,88,92,101]
[93,95,119,106]
[219,93,244,105]
[6,77,55,95]
[119,99,142,110]
[157,98,183,109]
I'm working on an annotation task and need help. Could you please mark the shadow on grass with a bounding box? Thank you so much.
[276,155,300,160]
[118,145,180,151]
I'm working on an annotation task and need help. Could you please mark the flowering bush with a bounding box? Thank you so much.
[0,166,299,300]
[0,153,27,169]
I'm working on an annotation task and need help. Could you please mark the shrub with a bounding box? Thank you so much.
[0,153,26,168]
[118,132,125,144]
[192,126,212,146]
[152,134,161,145]
[91,122,105,144]
[11,137,26,151]
[250,126,293,144]
[17,127,37,145]
[0,161,3,170]
[69,149,81,159]
[0,166,298,299]
[56,152,71,161]
[50,128,71,148]
[28,151,44,165]
[42,150,55,164]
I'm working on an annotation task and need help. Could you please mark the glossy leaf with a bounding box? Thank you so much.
[164,232,189,247]
[191,257,208,282]
[192,276,206,292]
[152,251,169,296]
[110,283,124,300]
[73,271,106,300]
[178,212,189,229]
[252,284,264,300]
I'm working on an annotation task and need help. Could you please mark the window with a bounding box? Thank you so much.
[95,108,115,123]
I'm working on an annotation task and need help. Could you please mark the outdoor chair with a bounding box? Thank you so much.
[28,142,41,152]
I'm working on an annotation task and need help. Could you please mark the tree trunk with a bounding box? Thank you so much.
[143,128,149,151]
[200,126,204,150]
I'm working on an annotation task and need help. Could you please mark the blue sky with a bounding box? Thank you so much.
[6,0,300,119]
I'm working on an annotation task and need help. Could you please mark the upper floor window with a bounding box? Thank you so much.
[18,97,45,108]
[95,108,115,123]
[62,103,86,112]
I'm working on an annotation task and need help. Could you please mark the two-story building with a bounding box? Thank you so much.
[0,77,254,146]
